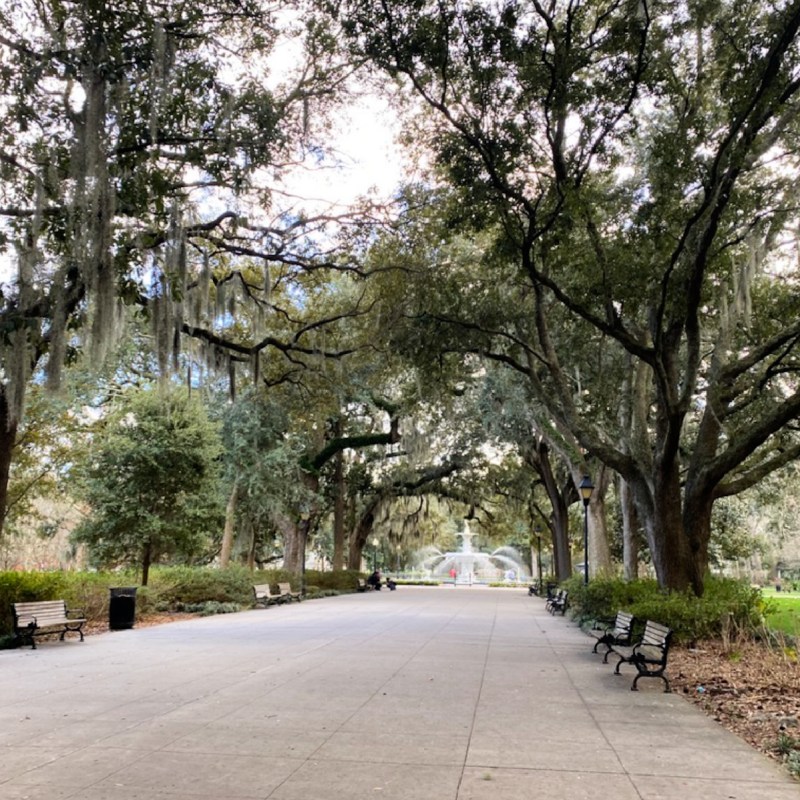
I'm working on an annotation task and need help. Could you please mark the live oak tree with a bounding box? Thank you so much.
[0,0,348,541]
[331,0,800,594]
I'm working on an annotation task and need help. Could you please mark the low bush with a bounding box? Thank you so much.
[252,569,363,595]
[150,565,254,607]
[562,574,764,644]
[0,571,70,636]
[393,579,439,586]
[177,601,242,616]
[304,586,341,599]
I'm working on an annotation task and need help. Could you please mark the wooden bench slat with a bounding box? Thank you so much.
[12,600,86,650]
[609,619,672,693]
[590,610,635,661]
[253,584,282,606]
[277,582,301,602]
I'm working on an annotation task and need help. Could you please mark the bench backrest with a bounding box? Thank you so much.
[253,584,276,598]
[640,620,672,651]
[278,582,296,595]
[613,611,634,635]
[13,600,69,627]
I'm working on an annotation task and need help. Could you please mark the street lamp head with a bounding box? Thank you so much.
[372,537,379,548]
[579,475,594,507]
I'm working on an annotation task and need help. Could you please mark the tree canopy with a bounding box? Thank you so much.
[328,0,800,593]
[2,0,800,592]
[72,385,224,584]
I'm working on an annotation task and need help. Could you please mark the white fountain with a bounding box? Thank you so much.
[418,520,530,584]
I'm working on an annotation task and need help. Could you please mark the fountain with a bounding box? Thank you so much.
[417,520,530,584]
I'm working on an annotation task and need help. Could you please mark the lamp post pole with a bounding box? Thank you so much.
[579,475,594,586]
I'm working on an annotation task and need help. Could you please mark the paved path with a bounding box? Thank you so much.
[0,586,796,799]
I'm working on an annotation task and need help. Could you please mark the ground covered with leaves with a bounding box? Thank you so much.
[670,641,800,780]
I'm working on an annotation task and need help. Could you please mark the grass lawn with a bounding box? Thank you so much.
[762,591,800,637]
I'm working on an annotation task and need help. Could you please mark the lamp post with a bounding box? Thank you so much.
[371,537,379,571]
[579,475,594,586]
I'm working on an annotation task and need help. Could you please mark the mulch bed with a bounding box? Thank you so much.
[669,640,800,778]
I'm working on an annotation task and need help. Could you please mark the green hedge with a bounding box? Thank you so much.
[561,574,765,644]
[0,566,377,637]
[0,571,70,637]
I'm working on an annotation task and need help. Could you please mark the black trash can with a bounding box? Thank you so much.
[109,587,137,630]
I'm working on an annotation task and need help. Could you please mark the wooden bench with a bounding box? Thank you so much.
[546,589,568,615]
[610,619,673,692]
[278,582,301,602]
[253,584,283,607]
[12,600,87,650]
[589,610,635,662]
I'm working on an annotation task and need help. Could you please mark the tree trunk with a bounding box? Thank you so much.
[282,520,305,574]
[588,497,612,578]
[528,439,571,581]
[220,481,237,568]
[683,485,715,596]
[551,504,571,582]
[349,497,380,570]
[332,447,346,570]
[585,466,612,578]
[281,470,319,574]
[632,462,696,593]
[619,477,641,580]
[141,540,153,587]
[345,491,357,568]
[247,521,257,570]
[0,390,18,540]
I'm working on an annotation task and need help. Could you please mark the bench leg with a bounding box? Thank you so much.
[631,666,671,693]
[18,624,37,649]
[631,672,671,693]
[60,625,85,642]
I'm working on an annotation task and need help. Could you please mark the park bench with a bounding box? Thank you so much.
[546,589,568,615]
[610,619,673,692]
[544,588,561,612]
[253,584,283,607]
[278,582,301,602]
[589,610,635,662]
[12,600,87,649]
[357,578,374,592]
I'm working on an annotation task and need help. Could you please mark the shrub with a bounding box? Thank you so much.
[150,565,253,607]
[0,571,69,636]
[177,601,242,616]
[253,568,364,596]
[304,586,341,599]
[562,574,764,644]
[61,571,138,623]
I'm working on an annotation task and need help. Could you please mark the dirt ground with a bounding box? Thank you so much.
[669,640,800,779]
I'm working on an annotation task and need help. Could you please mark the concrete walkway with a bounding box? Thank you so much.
[0,586,796,800]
